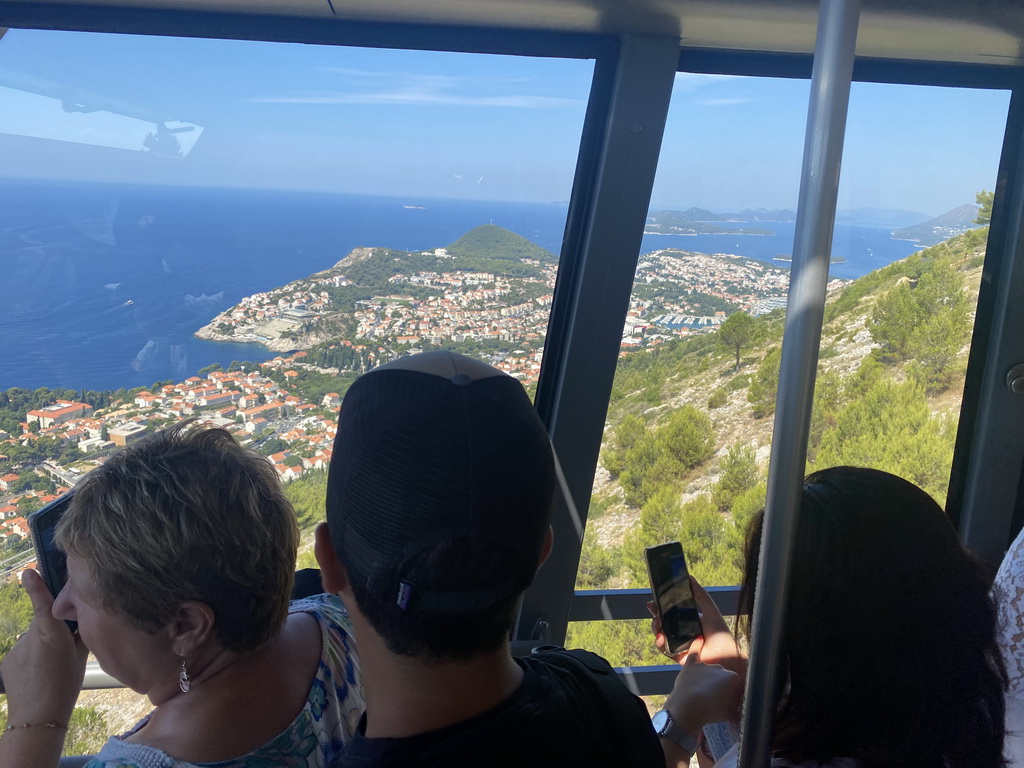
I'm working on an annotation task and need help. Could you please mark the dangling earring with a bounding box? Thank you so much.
[179,657,191,693]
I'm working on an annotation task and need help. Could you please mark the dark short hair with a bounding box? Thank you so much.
[57,422,299,653]
[737,466,1006,768]
[327,351,555,662]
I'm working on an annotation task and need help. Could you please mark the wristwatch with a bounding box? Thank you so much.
[652,709,699,756]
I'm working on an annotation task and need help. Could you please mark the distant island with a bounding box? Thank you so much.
[891,203,983,246]
[644,208,791,236]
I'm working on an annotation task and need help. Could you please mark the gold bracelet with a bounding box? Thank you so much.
[4,721,67,732]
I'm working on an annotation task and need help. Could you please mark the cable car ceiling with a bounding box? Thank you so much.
[2,0,1024,67]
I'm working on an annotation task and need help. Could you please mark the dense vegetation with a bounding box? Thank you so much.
[285,470,328,530]
[567,224,987,666]
[0,388,126,437]
[446,224,557,265]
[323,225,554,301]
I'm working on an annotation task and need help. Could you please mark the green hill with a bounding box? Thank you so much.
[446,224,558,265]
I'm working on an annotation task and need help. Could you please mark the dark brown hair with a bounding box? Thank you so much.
[737,466,1006,768]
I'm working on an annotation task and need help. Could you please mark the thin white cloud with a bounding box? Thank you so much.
[252,91,581,108]
[251,91,579,108]
[697,97,753,106]
[253,69,573,109]
[317,67,531,86]
[673,72,739,91]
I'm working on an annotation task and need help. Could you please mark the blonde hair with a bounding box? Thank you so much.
[56,421,298,653]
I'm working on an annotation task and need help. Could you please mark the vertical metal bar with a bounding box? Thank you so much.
[946,83,1024,560]
[515,34,679,645]
[737,2,860,767]
[534,43,619,424]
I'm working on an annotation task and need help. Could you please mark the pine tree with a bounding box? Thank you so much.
[718,312,756,372]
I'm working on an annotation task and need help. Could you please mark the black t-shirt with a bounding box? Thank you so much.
[334,652,662,768]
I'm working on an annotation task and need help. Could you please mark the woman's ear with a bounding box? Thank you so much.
[170,600,217,657]
[315,522,350,595]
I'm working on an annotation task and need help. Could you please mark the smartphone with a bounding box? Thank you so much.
[28,491,77,632]
[645,541,701,656]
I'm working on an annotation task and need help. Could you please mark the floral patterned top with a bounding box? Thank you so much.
[994,526,1024,766]
[84,593,364,768]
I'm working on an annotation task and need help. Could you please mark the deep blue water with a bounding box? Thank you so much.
[0,180,922,392]
[640,221,921,281]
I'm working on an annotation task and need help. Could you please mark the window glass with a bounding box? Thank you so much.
[0,27,592,722]
[811,81,1008,501]
[570,71,1009,667]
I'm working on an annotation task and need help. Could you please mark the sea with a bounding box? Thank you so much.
[0,179,924,393]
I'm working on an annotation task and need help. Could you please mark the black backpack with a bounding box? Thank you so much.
[529,647,665,767]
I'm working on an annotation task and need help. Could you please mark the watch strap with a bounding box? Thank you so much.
[653,709,699,755]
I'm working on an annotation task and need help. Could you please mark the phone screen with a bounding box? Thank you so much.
[645,541,701,655]
[28,492,77,632]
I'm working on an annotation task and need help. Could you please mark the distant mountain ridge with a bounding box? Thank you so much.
[645,209,781,236]
[891,204,982,246]
[648,203,982,247]
[836,207,931,228]
[654,207,797,223]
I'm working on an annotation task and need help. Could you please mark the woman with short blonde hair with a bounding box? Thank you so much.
[0,422,363,768]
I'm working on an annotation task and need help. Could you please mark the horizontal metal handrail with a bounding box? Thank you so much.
[0,586,743,693]
[614,663,682,696]
[0,660,123,695]
[571,586,741,696]
[568,585,740,622]
[82,661,123,690]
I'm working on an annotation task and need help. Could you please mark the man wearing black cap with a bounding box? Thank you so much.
[315,350,688,766]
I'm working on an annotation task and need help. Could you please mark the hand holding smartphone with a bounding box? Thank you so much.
[27,491,77,632]
[645,540,702,656]
[647,542,740,762]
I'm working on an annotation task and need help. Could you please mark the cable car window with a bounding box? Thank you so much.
[0,26,592,738]
[569,72,1009,668]
[810,81,1008,503]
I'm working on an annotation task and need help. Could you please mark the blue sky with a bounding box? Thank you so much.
[0,28,1010,217]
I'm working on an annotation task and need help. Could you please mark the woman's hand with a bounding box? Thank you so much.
[665,654,743,738]
[650,577,747,675]
[1,568,87,732]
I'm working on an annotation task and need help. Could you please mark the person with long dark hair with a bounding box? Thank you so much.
[659,466,1007,768]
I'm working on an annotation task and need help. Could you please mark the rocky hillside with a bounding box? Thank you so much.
[579,225,989,591]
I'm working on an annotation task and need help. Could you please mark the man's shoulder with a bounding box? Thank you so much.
[332,648,662,768]
[519,647,663,765]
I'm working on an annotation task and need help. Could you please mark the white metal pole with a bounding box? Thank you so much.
[737,1,861,766]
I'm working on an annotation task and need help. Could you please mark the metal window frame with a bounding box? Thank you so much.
[0,2,603,59]
[947,81,1024,561]
[516,33,681,645]
[523,35,1023,657]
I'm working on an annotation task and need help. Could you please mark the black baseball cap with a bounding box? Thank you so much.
[326,351,556,613]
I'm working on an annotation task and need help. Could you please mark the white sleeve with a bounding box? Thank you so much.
[712,742,738,768]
